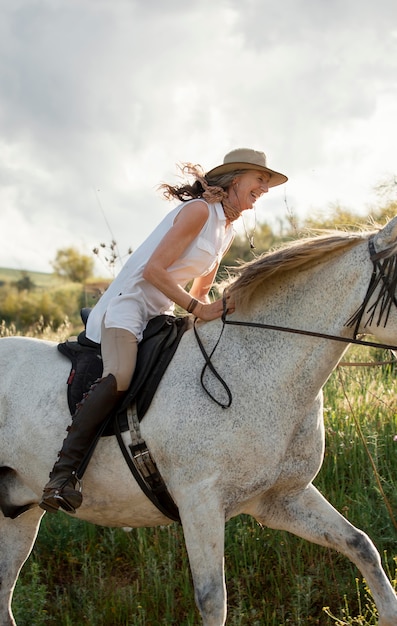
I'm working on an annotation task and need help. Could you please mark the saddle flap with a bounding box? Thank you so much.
[118,315,189,419]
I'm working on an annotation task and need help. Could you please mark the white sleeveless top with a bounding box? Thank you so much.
[86,200,234,343]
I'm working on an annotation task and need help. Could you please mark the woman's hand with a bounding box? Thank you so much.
[194,295,235,321]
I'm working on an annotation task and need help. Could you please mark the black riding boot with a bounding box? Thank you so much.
[39,374,123,514]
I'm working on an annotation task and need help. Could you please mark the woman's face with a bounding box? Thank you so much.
[227,169,270,213]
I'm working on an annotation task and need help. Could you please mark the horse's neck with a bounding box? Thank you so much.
[254,242,369,334]
[229,242,370,383]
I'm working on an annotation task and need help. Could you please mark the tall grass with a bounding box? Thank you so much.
[11,348,397,625]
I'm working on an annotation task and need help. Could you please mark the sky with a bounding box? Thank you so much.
[1,0,397,275]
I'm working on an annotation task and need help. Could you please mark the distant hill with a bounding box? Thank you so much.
[0,268,110,296]
[0,267,61,289]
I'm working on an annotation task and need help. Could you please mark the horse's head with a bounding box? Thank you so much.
[351,215,397,345]
[372,215,397,254]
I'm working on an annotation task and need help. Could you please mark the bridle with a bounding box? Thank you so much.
[193,236,397,408]
[346,239,397,337]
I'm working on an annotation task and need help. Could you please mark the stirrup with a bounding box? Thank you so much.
[52,491,82,514]
[39,474,83,514]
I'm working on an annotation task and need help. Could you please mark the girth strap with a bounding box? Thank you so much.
[113,409,180,522]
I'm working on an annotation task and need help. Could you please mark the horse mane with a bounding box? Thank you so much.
[227,229,376,309]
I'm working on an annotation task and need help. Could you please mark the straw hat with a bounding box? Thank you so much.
[206,148,288,188]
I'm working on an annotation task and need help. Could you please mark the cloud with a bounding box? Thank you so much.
[0,0,396,272]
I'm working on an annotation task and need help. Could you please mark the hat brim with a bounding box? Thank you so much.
[206,162,288,188]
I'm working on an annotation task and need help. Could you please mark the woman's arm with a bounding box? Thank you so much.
[142,201,228,320]
[189,264,219,302]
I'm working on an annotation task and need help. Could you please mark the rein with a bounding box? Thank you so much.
[193,236,397,408]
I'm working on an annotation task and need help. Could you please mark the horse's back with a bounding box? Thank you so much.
[0,335,63,380]
[0,337,69,473]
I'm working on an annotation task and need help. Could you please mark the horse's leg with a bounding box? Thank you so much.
[251,484,397,626]
[0,507,44,626]
[179,496,227,626]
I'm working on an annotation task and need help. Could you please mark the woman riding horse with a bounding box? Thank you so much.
[39,147,288,514]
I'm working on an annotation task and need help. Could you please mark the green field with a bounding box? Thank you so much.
[9,347,397,625]
[0,267,60,289]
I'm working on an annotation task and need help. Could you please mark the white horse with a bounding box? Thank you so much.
[2,217,397,626]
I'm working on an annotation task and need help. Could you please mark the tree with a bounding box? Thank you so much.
[14,271,36,292]
[52,247,94,283]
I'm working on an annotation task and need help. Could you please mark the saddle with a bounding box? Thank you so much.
[58,312,189,423]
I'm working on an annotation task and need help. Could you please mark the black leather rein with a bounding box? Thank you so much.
[193,237,397,408]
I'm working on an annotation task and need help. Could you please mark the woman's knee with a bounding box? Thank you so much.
[112,367,135,392]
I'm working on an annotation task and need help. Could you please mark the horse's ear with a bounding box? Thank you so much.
[375,215,397,247]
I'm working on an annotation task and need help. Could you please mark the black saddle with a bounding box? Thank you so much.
[58,312,189,423]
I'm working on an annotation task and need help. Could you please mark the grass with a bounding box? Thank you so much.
[10,348,397,625]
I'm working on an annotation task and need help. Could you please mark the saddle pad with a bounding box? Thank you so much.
[57,342,103,415]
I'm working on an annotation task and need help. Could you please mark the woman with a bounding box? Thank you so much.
[40,147,288,514]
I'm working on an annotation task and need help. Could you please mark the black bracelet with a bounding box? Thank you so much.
[187,297,199,314]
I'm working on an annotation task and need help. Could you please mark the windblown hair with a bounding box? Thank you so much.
[159,163,241,202]
[227,229,377,310]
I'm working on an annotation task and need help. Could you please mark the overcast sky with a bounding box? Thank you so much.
[1,0,397,275]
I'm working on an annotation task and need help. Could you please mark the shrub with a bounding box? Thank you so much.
[0,283,82,333]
